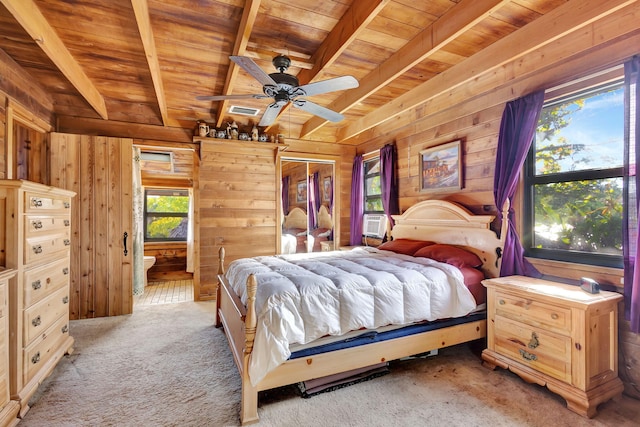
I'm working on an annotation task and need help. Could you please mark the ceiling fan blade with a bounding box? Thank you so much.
[196,94,266,101]
[297,75,359,97]
[293,100,344,122]
[230,55,278,87]
[259,103,285,126]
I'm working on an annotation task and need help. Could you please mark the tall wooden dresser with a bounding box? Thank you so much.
[0,180,75,417]
[0,268,18,427]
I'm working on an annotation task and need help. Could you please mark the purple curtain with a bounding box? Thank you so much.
[494,90,545,277]
[624,56,640,333]
[282,175,290,215]
[308,172,319,229]
[350,155,364,246]
[380,144,400,229]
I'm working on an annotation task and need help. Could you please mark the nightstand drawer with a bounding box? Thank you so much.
[495,290,571,334]
[494,315,571,383]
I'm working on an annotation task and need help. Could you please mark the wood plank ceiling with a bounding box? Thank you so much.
[0,0,633,144]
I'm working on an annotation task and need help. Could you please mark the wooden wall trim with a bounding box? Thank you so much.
[56,116,193,143]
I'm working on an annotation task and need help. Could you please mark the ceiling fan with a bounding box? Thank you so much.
[197,55,359,127]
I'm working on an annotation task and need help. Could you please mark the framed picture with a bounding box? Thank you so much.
[323,177,332,201]
[296,180,307,202]
[420,140,462,192]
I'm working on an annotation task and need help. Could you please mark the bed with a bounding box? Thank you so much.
[216,199,508,425]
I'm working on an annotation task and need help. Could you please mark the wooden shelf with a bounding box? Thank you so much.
[192,136,288,151]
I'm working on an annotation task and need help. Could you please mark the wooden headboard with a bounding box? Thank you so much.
[317,205,333,230]
[391,200,508,278]
[283,207,307,230]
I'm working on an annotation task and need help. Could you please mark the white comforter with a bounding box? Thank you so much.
[225,247,477,385]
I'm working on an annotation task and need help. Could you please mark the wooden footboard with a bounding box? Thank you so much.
[216,248,487,425]
[216,248,260,425]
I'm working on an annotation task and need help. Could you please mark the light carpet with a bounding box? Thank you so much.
[19,301,639,427]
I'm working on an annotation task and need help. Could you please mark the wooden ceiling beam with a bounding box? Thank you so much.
[337,0,637,142]
[300,0,510,139]
[297,0,390,85]
[266,0,389,132]
[215,0,262,129]
[131,0,172,127]
[0,0,108,120]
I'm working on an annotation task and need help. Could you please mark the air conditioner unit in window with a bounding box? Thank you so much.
[362,214,388,239]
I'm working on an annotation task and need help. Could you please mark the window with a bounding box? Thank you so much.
[364,157,383,212]
[523,81,625,267]
[144,188,190,242]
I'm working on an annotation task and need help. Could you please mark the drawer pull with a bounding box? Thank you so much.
[64,239,71,246]
[528,332,539,349]
[62,296,69,304]
[61,324,69,334]
[32,280,42,290]
[32,220,43,229]
[519,349,537,361]
[498,299,505,305]
[32,315,42,327]
[63,267,69,275]
[31,352,41,364]
[64,219,70,226]
[551,313,559,320]
[31,198,43,208]
[64,201,70,209]
[33,245,43,254]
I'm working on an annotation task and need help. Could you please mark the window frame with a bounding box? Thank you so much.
[522,80,625,269]
[363,156,383,214]
[143,188,190,243]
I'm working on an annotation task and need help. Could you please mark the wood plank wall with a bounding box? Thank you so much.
[197,140,280,298]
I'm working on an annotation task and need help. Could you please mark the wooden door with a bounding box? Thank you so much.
[50,133,133,318]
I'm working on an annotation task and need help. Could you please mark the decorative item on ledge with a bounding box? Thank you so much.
[193,121,277,143]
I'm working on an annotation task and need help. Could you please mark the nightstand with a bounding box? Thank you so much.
[482,275,623,418]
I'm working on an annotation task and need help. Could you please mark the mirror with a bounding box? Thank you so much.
[280,158,335,253]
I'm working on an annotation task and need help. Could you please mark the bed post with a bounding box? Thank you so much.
[215,247,225,327]
[241,274,259,425]
[496,198,511,274]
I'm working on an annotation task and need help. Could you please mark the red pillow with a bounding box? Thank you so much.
[377,239,435,256]
[413,244,482,268]
[459,266,486,305]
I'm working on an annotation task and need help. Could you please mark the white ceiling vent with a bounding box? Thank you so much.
[229,105,260,116]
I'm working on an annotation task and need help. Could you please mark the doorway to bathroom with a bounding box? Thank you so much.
[132,145,197,308]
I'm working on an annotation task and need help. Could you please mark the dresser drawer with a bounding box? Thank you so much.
[0,319,7,404]
[0,282,6,318]
[22,314,70,385]
[25,215,71,238]
[494,315,572,383]
[495,290,571,334]
[23,258,70,307]
[24,192,71,213]
[23,286,70,347]
[24,234,71,265]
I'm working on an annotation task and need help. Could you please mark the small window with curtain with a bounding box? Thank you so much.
[364,157,383,213]
[144,188,190,242]
[523,80,625,267]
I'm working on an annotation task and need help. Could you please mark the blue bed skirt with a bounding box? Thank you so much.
[290,311,486,359]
